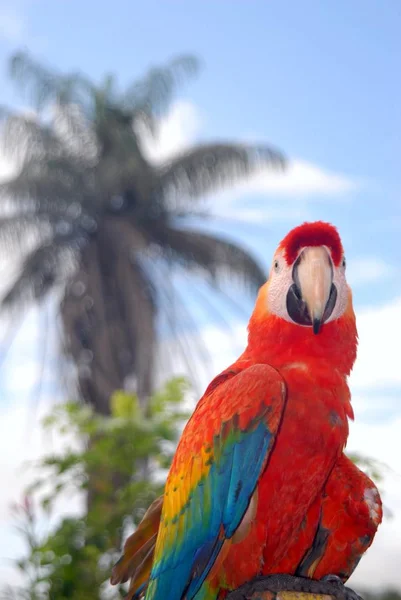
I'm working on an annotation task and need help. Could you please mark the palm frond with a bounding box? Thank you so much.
[1,108,97,170]
[9,51,56,109]
[52,103,98,163]
[0,207,95,261]
[1,235,83,309]
[124,55,200,131]
[0,156,96,209]
[1,114,62,164]
[156,143,286,207]
[0,213,52,254]
[157,226,266,293]
[144,258,213,392]
[9,51,93,111]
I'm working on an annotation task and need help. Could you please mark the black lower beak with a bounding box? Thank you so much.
[286,283,338,333]
[313,318,322,335]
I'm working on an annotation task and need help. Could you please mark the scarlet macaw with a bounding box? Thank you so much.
[111,221,382,600]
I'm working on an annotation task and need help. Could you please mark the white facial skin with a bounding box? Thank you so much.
[267,246,348,327]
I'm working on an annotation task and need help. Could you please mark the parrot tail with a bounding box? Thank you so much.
[111,495,162,597]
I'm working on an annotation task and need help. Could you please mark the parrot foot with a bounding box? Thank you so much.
[320,575,363,600]
[227,574,364,600]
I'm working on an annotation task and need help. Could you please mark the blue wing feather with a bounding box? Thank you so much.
[148,422,273,600]
[146,365,286,600]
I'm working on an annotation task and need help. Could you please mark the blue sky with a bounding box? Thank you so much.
[2,0,399,295]
[0,0,401,592]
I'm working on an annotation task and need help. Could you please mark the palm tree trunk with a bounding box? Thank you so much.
[60,219,156,413]
[60,219,156,525]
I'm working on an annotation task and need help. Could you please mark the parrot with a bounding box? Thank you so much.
[111,221,382,600]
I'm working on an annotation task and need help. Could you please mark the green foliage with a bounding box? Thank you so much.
[2,378,189,600]
[347,452,387,485]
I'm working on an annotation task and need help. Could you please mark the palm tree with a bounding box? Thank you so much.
[0,51,286,415]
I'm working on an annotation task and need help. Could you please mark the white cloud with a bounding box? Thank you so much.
[140,101,356,201]
[0,396,83,587]
[218,158,356,203]
[347,417,401,590]
[350,296,401,389]
[0,402,48,521]
[139,100,202,163]
[347,257,397,286]
[0,155,16,182]
[352,392,400,422]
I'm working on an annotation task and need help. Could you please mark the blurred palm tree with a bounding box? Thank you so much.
[0,51,286,415]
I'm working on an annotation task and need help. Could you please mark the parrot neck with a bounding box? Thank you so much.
[244,287,358,377]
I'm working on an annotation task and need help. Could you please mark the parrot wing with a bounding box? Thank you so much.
[110,495,162,587]
[306,453,382,581]
[146,363,287,600]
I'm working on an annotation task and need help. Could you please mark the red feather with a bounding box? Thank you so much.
[279,221,344,266]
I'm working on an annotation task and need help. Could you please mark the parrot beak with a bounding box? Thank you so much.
[295,247,333,334]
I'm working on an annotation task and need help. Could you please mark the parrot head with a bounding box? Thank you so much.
[247,221,357,374]
[270,221,347,335]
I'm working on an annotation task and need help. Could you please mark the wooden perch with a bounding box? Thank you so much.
[226,575,363,600]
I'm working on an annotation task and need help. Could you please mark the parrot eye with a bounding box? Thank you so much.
[274,259,280,273]
[342,256,346,269]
